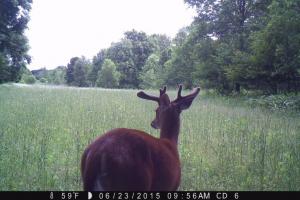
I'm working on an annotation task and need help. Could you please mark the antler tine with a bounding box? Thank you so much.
[137,91,159,102]
[173,85,200,103]
[159,86,167,96]
[177,84,183,100]
[190,87,201,97]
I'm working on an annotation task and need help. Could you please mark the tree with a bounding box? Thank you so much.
[124,30,154,74]
[0,53,10,83]
[32,66,66,85]
[139,54,163,88]
[65,57,79,85]
[20,73,36,84]
[46,66,66,85]
[250,0,300,93]
[165,25,200,89]
[149,34,172,66]
[106,39,135,88]
[107,30,154,88]
[96,59,120,88]
[182,0,272,93]
[90,31,171,89]
[20,67,36,84]
[31,68,47,80]
[124,29,154,87]
[185,0,271,41]
[73,57,91,87]
[88,50,106,86]
[173,27,189,47]
[0,0,32,83]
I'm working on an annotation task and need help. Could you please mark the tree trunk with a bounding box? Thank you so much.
[235,82,241,93]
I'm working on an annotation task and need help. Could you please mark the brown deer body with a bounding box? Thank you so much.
[81,85,200,191]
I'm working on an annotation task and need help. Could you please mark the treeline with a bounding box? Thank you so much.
[34,0,300,94]
[31,66,66,85]
[32,30,174,89]
[1,0,300,94]
[63,30,173,88]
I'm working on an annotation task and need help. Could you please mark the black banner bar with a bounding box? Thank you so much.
[0,191,298,200]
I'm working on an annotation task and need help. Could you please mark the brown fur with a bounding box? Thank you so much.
[81,128,180,191]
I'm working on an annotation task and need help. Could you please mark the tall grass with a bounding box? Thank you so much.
[0,84,299,191]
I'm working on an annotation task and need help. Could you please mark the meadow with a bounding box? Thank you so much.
[0,84,299,191]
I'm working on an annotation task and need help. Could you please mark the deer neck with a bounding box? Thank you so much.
[160,111,180,145]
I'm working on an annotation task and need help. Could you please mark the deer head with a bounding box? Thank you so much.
[137,85,200,130]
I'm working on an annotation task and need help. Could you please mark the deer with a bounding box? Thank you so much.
[81,85,200,191]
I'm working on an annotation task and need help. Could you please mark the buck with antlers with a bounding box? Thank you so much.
[81,85,200,191]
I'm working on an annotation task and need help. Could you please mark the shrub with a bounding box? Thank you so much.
[20,74,36,84]
[246,94,300,111]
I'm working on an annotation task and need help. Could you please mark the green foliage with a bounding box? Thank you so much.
[247,94,300,112]
[65,57,90,87]
[32,66,66,85]
[179,0,299,94]
[0,53,10,83]
[165,33,195,88]
[47,66,66,85]
[39,78,47,83]
[173,27,189,47]
[88,50,106,86]
[106,40,135,88]
[63,30,168,89]
[139,68,157,89]
[106,30,154,88]
[139,54,164,89]
[20,74,36,84]
[19,68,36,84]
[0,0,32,83]
[73,57,91,87]
[87,30,172,89]
[96,59,120,88]
[31,68,47,80]
[149,34,172,66]
[250,0,300,93]
[180,0,268,92]
[65,57,79,85]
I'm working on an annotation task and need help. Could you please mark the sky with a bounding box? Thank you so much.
[25,0,196,70]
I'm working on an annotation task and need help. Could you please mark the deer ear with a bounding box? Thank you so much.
[175,97,194,110]
[174,88,200,111]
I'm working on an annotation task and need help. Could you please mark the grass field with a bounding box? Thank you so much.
[0,84,299,191]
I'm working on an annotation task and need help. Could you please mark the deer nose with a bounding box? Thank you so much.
[151,121,155,128]
[151,121,158,129]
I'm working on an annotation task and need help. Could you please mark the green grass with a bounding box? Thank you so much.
[0,84,299,191]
